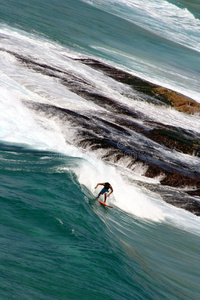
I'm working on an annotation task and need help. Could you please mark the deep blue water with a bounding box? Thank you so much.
[0,0,200,299]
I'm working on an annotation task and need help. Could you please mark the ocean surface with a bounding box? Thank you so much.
[0,0,200,299]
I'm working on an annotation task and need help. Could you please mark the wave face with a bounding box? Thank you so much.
[0,0,200,299]
[1,142,199,300]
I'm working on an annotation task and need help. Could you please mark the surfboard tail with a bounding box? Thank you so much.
[98,199,113,208]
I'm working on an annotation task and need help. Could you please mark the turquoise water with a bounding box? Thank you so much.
[0,0,200,299]
[1,143,199,299]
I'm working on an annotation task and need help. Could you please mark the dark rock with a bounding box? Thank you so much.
[78,58,200,114]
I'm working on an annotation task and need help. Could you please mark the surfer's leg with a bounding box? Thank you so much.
[104,193,107,203]
[97,187,105,199]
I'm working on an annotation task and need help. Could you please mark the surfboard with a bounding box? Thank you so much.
[98,199,113,208]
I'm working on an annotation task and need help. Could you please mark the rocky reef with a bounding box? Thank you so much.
[79,58,200,114]
[4,46,199,215]
[77,59,200,215]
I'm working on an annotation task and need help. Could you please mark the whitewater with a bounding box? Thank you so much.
[0,0,200,299]
[1,24,200,231]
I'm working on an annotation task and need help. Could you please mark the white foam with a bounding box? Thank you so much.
[0,86,67,152]
[74,156,164,222]
[1,78,199,235]
[1,23,199,235]
[1,21,200,104]
[72,155,200,236]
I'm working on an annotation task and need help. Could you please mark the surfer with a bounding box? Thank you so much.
[95,182,113,203]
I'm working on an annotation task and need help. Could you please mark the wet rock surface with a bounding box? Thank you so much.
[3,47,199,215]
[78,58,200,114]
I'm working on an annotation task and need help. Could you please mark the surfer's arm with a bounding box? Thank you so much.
[95,183,105,189]
[107,185,113,197]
